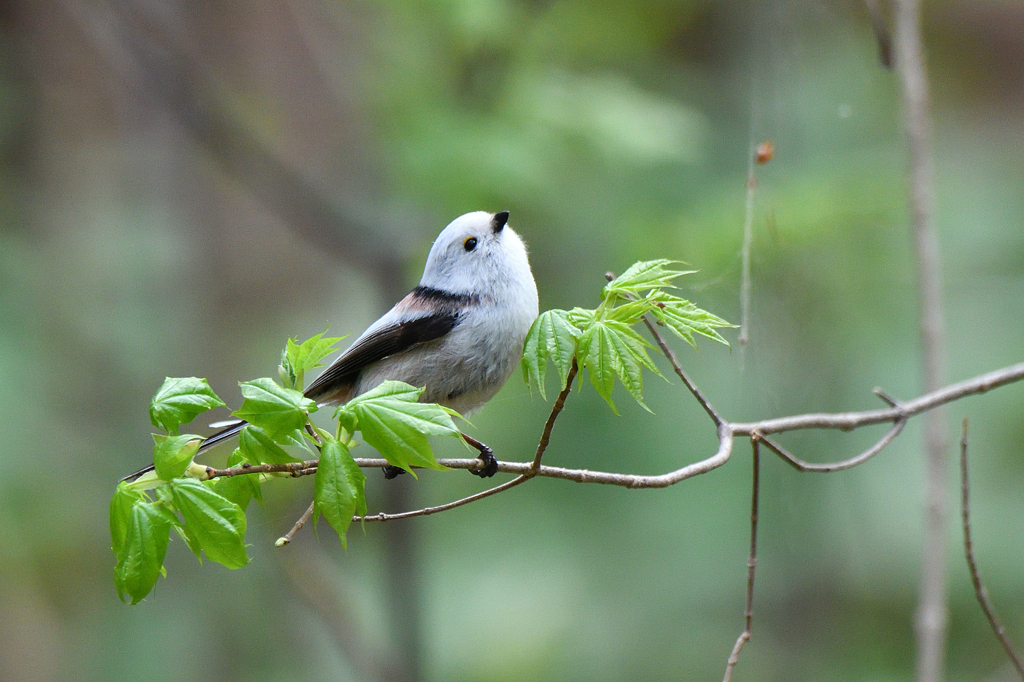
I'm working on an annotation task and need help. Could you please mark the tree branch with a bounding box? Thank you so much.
[729,362,1024,435]
[200,363,1024,494]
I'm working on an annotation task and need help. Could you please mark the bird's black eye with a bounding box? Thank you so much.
[464,237,478,252]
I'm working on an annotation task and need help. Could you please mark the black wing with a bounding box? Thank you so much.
[303,311,459,402]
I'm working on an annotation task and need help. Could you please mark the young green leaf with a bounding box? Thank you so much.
[577,319,662,413]
[168,478,248,570]
[237,424,304,464]
[313,435,367,548]
[521,309,580,399]
[649,292,734,349]
[152,486,200,560]
[208,448,262,510]
[232,378,317,441]
[604,297,657,325]
[279,331,345,390]
[335,381,459,476]
[114,500,172,604]
[149,377,226,435]
[110,483,143,561]
[602,260,695,301]
[567,307,596,330]
[151,433,202,481]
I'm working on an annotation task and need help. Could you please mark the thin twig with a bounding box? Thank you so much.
[758,419,907,473]
[355,475,529,522]
[730,361,1024,436]
[873,387,902,407]
[276,500,316,547]
[739,148,756,348]
[723,437,761,682]
[531,359,578,472]
[642,316,724,427]
[960,419,1024,679]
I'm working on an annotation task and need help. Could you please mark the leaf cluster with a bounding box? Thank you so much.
[111,335,464,603]
[521,260,732,412]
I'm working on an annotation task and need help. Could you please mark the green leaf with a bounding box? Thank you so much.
[335,381,459,476]
[208,448,262,510]
[566,307,596,329]
[313,436,367,548]
[232,378,317,441]
[114,500,171,604]
[237,424,303,464]
[152,486,199,559]
[577,319,662,413]
[602,260,695,301]
[149,377,226,435]
[649,292,734,349]
[279,331,345,391]
[152,433,202,481]
[604,297,656,325]
[110,483,142,560]
[168,478,248,569]
[520,309,580,399]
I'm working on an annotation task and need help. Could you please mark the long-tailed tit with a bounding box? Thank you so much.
[130,210,538,480]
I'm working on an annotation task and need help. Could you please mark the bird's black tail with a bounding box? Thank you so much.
[119,419,249,483]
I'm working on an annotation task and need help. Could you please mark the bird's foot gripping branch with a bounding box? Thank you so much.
[111,260,732,604]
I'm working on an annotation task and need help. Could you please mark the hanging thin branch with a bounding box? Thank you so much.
[723,437,761,682]
[959,420,1024,679]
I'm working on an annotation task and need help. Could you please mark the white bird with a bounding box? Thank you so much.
[131,210,538,480]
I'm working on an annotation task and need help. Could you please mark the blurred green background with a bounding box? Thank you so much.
[2,0,1022,680]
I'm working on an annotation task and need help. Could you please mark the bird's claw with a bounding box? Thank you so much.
[471,447,498,478]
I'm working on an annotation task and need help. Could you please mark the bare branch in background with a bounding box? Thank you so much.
[893,1,950,679]
[59,0,403,268]
[866,0,894,68]
[738,134,757,350]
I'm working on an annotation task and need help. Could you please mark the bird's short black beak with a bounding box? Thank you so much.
[491,210,509,232]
